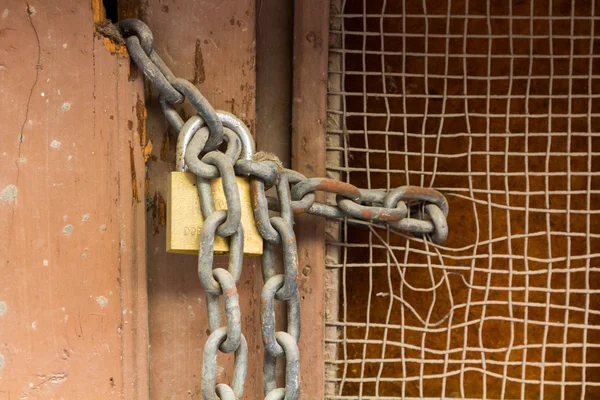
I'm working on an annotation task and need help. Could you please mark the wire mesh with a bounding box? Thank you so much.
[325,0,600,399]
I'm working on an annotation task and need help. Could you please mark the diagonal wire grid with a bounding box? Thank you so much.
[325,0,600,399]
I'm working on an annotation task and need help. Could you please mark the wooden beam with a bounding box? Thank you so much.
[292,0,330,398]
[0,1,148,398]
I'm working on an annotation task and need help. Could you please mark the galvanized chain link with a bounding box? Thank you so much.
[115,18,451,400]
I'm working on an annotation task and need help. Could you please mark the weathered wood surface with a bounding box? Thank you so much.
[292,0,330,398]
[140,1,261,398]
[0,1,148,398]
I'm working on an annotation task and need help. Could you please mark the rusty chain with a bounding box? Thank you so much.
[116,18,450,400]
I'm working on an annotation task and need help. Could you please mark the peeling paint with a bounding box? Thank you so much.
[143,140,153,162]
[62,224,73,235]
[129,143,139,202]
[96,296,108,308]
[193,39,206,84]
[136,94,147,147]
[0,185,17,203]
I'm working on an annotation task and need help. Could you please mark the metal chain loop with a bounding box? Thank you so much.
[207,268,242,353]
[115,17,452,400]
[202,327,248,400]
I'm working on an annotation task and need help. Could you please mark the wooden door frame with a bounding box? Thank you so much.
[292,1,330,398]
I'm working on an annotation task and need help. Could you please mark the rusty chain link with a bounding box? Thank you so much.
[116,18,451,400]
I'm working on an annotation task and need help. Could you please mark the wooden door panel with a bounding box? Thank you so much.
[0,1,148,398]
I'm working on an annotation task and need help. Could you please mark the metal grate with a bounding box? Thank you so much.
[325,0,600,398]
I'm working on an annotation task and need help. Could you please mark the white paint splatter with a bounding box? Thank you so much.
[0,301,6,316]
[81,213,89,223]
[26,5,35,16]
[96,296,108,308]
[64,314,68,322]
[50,140,61,149]
[61,307,65,313]
[0,354,4,370]
[2,9,9,18]
[0,185,17,203]
[99,224,107,232]
[62,43,68,49]
[17,157,26,163]
[40,92,44,97]
[43,259,48,267]
[61,102,71,112]
[67,155,72,161]
[31,321,37,330]
[81,252,86,260]
[62,224,73,235]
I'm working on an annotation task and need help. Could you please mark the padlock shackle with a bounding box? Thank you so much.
[218,111,254,161]
[176,111,255,172]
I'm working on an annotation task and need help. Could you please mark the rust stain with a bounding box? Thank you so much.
[150,191,166,235]
[93,18,127,55]
[160,132,169,162]
[192,39,206,85]
[225,98,236,114]
[314,179,361,201]
[143,140,153,162]
[135,94,147,148]
[91,0,106,23]
[224,287,237,297]
[129,142,139,203]
[128,61,138,82]
[145,179,149,197]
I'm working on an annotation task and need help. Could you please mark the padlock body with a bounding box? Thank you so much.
[167,172,263,255]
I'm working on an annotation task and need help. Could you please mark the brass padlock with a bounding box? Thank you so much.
[167,116,263,255]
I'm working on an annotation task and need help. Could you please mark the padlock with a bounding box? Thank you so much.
[166,114,263,255]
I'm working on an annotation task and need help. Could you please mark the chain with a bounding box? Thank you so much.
[114,19,451,400]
